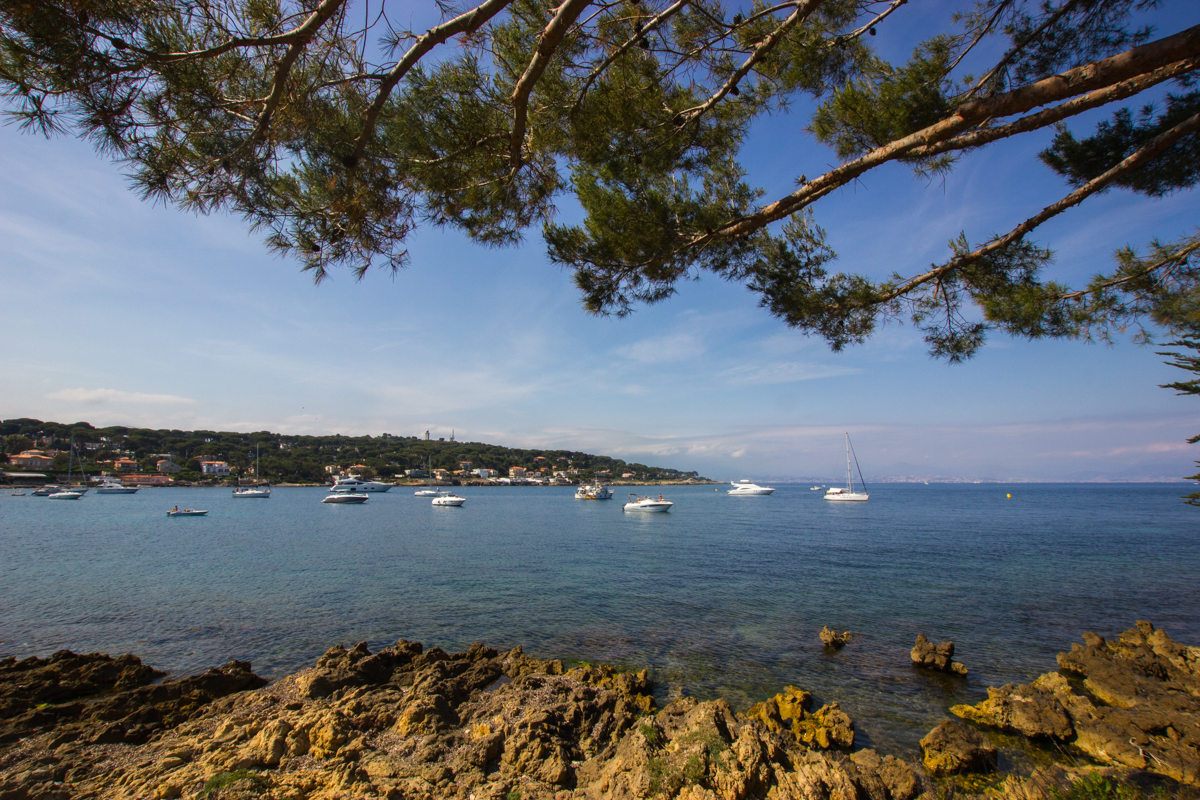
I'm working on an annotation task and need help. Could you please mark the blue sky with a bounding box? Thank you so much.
[2,2,1198,482]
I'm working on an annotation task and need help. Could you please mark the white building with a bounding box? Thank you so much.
[201,461,230,476]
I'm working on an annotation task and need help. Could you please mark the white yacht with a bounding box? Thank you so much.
[413,488,447,497]
[47,489,84,500]
[728,480,775,496]
[167,507,208,516]
[331,476,392,493]
[432,494,465,507]
[623,493,674,512]
[322,492,368,504]
[96,479,138,494]
[825,433,870,502]
[575,483,613,500]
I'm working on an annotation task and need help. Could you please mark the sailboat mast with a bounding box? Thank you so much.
[845,433,852,490]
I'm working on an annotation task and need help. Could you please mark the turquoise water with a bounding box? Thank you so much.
[1,483,1196,756]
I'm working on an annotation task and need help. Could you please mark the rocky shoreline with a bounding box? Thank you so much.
[0,622,1195,799]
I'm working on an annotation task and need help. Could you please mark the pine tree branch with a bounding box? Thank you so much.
[677,0,826,124]
[907,56,1200,160]
[570,0,688,114]
[510,0,594,168]
[349,0,513,166]
[244,0,349,151]
[882,110,1200,303]
[1054,238,1200,301]
[700,21,1200,243]
[963,0,1082,99]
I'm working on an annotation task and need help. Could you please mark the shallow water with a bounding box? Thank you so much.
[1,483,1196,756]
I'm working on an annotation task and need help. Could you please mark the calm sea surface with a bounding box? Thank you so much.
[1,483,1197,756]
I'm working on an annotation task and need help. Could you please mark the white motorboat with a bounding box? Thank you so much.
[96,479,138,494]
[48,490,84,500]
[623,493,673,512]
[432,494,465,507]
[413,488,446,497]
[332,476,391,492]
[810,485,823,491]
[824,433,870,502]
[728,480,775,496]
[322,493,368,504]
[575,483,613,500]
[33,486,60,496]
[167,507,208,516]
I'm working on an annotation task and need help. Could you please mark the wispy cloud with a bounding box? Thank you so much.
[614,333,706,364]
[47,388,197,406]
[721,361,858,385]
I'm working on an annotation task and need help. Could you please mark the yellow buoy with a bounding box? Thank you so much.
[1006,493,1012,499]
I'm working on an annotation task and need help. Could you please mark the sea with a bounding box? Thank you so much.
[1,483,1197,759]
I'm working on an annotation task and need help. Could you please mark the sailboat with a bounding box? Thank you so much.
[824,433,869,502]
[414,457,446,497]
[48,436,85,499]
[233,444,271,498]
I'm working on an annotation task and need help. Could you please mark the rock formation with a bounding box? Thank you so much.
[918,720,996,776]
[3,622,1195,798]
[0,641,919,800]
[910,634,968,676]
[952,621,1200,786]
[819,627,851,649]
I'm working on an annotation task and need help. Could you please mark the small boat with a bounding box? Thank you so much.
[9,491,26,496]
[810,485,823,491]
[623,493,673,512]
[432,494,465,507]
[574,483,613,500]
[96,479,138,494]
[414,488,449,497]
[167,507,208,516]
[48,490,84,500]
[33,486,61,496]
[824,433,869,502]
[322,493,368,504]
[728,480,775,496]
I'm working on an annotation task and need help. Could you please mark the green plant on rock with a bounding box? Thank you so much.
[202,769,267,796]
[681,752,707,787]
[506,789,522,800]
[1049,773,1160,800]
[678,727,729,761]
[639,722,662,747]
[647,755,684,797]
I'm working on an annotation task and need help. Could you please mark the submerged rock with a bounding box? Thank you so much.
[820,626,851,649]
[911,633,969,676]
[919,719,997,776]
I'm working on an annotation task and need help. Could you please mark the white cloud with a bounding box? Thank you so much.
[46,388,197,406]
[721,361,858,385]
[614,333,706,364]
